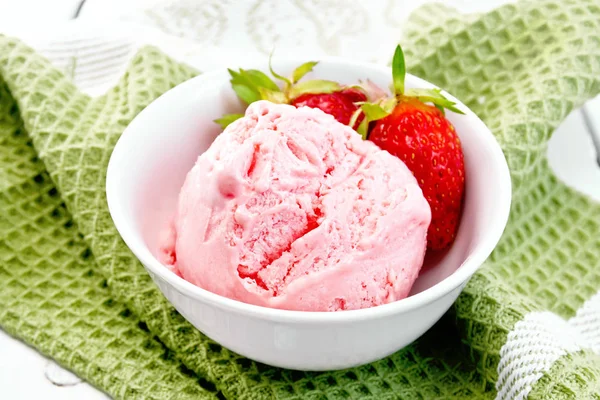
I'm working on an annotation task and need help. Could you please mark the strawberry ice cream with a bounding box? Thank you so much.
[162,100,431,311]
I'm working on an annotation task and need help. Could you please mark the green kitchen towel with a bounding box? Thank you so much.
[0,50,218,400]
[1,0,600,399]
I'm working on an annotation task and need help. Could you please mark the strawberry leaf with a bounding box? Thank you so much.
[356,117,369,140]
[381,97,398,114]
[214,113,244,129]
[229,69,255,89]
[258,87,288,104]
[228,66,283,105]
[242,69,280,91]
[361,103,392,121]
[269,50,292,89]
[391,44,406,96]
[228,68,242,80]
[292,61,318,83]
[441,103,464,115]
[348,108,363,130]
[229,68,261,104]
[289,79,341,99]
[354,101,396,139]
[405,88,465,114]
[232,83,261,105]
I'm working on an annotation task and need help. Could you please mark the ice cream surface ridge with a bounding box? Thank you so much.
[162,100,431,311]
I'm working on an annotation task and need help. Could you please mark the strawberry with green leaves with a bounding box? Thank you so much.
[358,45,466,250]
[215,60,366,129]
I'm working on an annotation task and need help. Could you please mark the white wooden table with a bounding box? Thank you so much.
[0,0,599,398]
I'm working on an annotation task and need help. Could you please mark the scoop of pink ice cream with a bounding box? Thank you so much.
[164,100,431,311]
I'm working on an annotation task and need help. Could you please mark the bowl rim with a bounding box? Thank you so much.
[106,57,512,323]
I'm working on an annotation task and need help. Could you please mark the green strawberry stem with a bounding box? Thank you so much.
[391,44,464,115]
[392,45,406,96]
[215,113,244,129]
[291,61,319,83]
[268,50,291,91]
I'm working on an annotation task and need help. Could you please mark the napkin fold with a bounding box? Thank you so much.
[1,0,599,399]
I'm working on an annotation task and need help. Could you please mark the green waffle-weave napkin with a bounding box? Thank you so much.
[1,0,600,399]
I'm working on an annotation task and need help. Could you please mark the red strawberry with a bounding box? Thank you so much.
[291,88,367,129]
[216,59,367,129]
[360,45,465,250]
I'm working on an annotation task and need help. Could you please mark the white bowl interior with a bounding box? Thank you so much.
[107,59,511,312]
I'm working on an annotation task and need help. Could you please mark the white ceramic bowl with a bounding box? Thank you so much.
[106,58,511,371]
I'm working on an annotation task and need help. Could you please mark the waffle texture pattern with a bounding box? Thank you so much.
[0,0,599,398]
